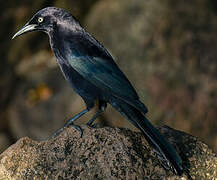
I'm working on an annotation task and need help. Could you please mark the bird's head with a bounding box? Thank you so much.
[12,7,80,39]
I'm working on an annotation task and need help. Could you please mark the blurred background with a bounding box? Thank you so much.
[0,0,217,153]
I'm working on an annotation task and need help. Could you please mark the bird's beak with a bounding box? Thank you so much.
[12,23,38,39]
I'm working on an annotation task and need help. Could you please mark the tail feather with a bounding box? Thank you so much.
[111,99,183,175]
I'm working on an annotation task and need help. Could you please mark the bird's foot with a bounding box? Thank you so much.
[51,124,83,138]
[50,109,89,139]
[87,122,100,128]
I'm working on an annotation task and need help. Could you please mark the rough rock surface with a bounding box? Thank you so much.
[0,125,216,179]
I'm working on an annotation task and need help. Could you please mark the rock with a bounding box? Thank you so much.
[0,125,216,179]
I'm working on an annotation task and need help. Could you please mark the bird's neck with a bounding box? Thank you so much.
[48,30,65,63]
[48,26,77,67]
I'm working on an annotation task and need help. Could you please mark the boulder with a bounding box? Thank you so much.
[0,125,216,179]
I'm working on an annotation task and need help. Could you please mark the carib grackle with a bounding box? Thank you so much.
[12,7,183,175]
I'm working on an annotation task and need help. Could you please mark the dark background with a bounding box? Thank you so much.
[0,0,217,153]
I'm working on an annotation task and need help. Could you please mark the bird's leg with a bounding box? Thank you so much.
[52,109,89,138]
[87,109,104,127]
[87,101,107,127]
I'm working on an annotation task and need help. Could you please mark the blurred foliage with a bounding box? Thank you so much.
[26,83,53,107]
[0,0,216,153]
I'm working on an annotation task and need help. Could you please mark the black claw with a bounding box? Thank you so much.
[87,122,100,128]
[72,124,83,137]
[51,124,83,139]
[51,127,64,138]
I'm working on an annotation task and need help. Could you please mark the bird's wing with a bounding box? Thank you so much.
[68,55,148,114]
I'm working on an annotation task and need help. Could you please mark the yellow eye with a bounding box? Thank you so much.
[38,17,43,23]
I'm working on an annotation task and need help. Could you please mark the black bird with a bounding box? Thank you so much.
[12,7,183,175]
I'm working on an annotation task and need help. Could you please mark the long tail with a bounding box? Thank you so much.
[111,98,183,175]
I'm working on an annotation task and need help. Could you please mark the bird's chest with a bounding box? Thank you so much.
[51,46,98,97]
[49,34,100,98]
